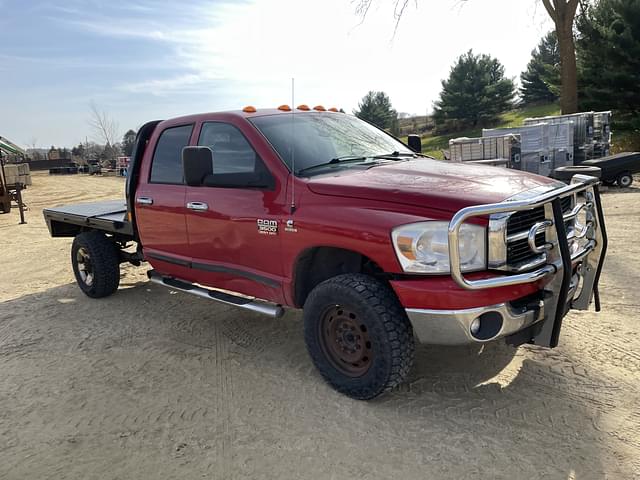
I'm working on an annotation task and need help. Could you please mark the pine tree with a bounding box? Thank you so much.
[122,129,137,156]
[433,50,515,130]
[577,0,640,117]
[354,91,399,134]
[520,31,561,105]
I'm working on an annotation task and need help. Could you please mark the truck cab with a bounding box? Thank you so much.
[44,106,607,400]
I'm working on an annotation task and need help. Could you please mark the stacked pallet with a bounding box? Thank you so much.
[3,163,32,186]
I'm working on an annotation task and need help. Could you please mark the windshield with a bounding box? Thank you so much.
[250,113,414,175]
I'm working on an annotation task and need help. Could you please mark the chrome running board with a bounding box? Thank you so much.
[147,270,285,318]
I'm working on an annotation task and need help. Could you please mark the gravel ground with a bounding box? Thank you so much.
[0,171,639,479]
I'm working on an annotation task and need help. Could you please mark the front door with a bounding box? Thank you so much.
[184,121,285,302]
[136,123,194,275]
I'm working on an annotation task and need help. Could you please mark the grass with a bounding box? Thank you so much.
[612,129,640,154]
[417,103,561,159]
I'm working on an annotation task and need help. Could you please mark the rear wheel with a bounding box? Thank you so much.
[303,274,414,400]
[71,231,120,298]
[617,172,633,188]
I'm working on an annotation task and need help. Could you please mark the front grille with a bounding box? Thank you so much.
[505,196,573,268]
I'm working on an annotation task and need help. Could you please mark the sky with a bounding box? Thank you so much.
[0,0,552,148]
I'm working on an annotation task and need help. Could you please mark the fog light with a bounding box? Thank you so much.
[470,317,481,335]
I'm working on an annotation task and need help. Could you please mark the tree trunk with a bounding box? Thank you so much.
[556,19,579,113]
[542,0,580,114]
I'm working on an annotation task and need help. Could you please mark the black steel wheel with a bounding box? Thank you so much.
[318,305,374,377]
[303,273,414,400]
[71,231,120,298]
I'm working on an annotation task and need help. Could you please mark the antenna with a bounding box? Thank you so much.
[290,77,296,213]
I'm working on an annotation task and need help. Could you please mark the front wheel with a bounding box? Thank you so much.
[303,274,415,400]
[71,231,120,298]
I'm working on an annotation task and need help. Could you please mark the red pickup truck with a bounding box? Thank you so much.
[44,106,607,400]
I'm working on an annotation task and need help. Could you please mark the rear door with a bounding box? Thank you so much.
[136,123,194,273]
[184,120,285,302]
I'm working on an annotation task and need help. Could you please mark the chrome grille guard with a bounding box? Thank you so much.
[448,175,607,298]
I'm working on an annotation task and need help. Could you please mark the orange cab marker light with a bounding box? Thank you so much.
[297,104,310,111]
[313,105,326,111]
[278,104,291,111]
[242,105,257,113]
[328,107,339,112]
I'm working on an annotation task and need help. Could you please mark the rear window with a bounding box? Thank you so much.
[149,124,193,184]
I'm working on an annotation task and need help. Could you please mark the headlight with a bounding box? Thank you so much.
[391,221,486,273]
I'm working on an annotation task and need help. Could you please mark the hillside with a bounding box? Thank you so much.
[413,103,561,159]
[402,102,640,158]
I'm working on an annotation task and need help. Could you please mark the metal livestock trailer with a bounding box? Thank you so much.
[448,134,521,168]
[482,123,573,177]
[593,111,612,158]
[524,111,597,163]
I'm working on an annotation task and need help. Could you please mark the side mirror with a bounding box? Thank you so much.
[182,146,213,186]
[407,134,422,154]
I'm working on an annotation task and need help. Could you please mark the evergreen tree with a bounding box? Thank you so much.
[354,91,399,134]
[122,129,137,156]
[577,0,640,116]
[433,50,515,130]
[520,31,561,105]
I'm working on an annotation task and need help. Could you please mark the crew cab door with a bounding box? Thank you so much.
[184,121,285,302]
[136,123,194,273]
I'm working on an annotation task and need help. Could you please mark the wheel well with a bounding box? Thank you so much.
[292,247,386,308]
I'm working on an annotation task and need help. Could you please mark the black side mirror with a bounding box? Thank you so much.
[408,134,422,154]
[182,146,213,186]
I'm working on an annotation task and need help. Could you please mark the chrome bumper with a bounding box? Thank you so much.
[407,300,544,345]
[439,174,607,348]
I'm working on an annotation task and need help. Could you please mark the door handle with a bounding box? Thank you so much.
[187,201,209,211]
[136,196,153,205]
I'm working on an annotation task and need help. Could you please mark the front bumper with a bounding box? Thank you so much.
[407,299,544,345]
[406,174,607,347]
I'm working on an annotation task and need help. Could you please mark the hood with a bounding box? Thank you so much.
[306,158,562,212]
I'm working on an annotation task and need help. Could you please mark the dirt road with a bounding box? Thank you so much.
[1,172,638,479]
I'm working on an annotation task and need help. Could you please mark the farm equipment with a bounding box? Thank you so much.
[0,154,27,223]
[0,137,28,222]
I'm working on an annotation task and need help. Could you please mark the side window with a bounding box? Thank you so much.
[198,122,273,189]
[149,124,193,184]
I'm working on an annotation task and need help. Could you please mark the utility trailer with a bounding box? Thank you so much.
[583,152,640,187]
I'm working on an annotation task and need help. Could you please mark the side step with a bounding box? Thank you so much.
[147,270,285,318]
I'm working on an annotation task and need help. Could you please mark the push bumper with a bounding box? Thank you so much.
[406,174,607,347]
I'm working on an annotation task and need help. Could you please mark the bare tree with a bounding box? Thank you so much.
[88,101,119,147]
[355,0,580,114]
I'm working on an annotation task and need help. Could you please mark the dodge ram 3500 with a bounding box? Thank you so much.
[44,106,607,400]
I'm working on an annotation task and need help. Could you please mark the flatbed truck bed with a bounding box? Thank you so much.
[43,200,134,239]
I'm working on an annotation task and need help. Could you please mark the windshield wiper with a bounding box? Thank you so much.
[371,151,417,159]
[297,155,368,175]
[296,152,418,175]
